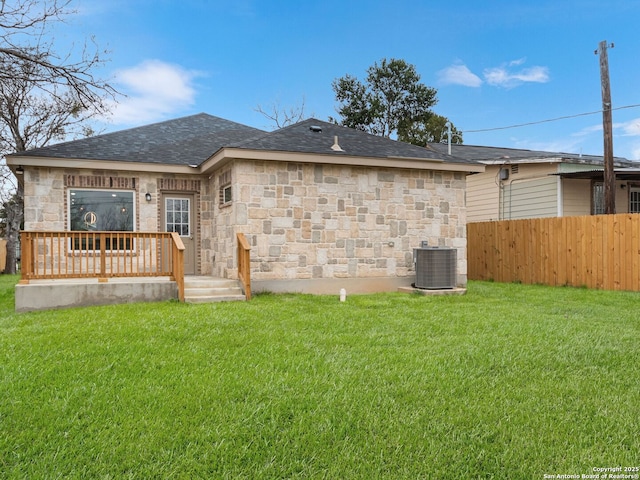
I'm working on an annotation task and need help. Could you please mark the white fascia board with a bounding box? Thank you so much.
[200,148,485,175]
[5,155,199,175]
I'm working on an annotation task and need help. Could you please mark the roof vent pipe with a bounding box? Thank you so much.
[445,121,452,155]
[331,135,344,152]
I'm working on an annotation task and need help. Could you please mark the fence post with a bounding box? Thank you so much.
[237,233,251,300]
[170,232,185,302]
[18,232,32,284]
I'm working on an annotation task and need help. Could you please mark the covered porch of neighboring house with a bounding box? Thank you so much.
[15,231,251,312]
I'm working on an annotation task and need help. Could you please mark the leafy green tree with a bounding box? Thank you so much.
[331,58,461,145]
[398,114,463,146]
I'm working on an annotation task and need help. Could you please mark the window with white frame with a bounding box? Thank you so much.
[630,186,640,213]
[219,171,232,206]
[165,197,190,237]
[591,182,605,215]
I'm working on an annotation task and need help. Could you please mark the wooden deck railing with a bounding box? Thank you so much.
[237,232,251,300]
[20,231,185,301]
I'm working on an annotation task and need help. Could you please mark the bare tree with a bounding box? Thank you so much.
[255,97,310,130]
[0,0,116,274]
[0,0,116,107]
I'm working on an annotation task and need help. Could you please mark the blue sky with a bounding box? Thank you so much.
[63,0,640,159]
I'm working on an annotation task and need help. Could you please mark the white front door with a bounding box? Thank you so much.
[163,194,195,275]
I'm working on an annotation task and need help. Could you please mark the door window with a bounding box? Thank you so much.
[165,197,190,237]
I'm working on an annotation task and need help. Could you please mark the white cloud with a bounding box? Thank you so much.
[105,60,199,125]
[572,123,602,137]
[574,118,640,139]
[438,59,549,89]
[617,118,640,136]
[630,143,640,160]
[509,58,527,67]
[484,64,550,88]
[437,64,483,87]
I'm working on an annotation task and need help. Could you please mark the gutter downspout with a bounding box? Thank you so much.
[557,175,563,217]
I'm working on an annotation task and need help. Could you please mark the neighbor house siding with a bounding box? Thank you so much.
[562,177,630,216]
[468,163,562,222]
[500,176,558,219]
[562,178,592,216]
[618,188,631,213]
[466,170,499,222]
[215,159,467,288]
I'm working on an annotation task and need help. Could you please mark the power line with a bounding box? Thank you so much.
[463,103,640,134]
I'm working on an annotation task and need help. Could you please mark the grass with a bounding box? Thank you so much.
[1,275,639,479]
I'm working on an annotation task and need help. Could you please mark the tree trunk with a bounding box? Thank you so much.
[3,185,23,275]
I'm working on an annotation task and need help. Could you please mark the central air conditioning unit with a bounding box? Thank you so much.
[414,246,457,289]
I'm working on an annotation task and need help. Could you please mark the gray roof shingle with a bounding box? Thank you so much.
[232,118,475,164]
[13,113,478,167]
[14,113,265,165]
[15,112,630,169]
[426,142,633,166]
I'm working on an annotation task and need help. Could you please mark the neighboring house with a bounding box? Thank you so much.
[427,143,638,222]
[7,113,483,305]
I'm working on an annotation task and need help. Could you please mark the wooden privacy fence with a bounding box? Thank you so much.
[467,214,640,291]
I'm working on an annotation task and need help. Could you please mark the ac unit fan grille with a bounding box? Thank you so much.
[415,248,456,289]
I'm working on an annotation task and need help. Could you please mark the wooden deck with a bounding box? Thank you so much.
[16,231,252,311]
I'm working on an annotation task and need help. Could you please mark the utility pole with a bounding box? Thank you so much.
[597,40,615,214]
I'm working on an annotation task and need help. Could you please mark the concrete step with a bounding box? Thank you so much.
[185,294,246,303]
[183,276,246,303]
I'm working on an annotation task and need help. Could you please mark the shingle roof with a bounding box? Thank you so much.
[15,112,633,170]
[232,118,476,164]
[13,113,478,167]
[13,113,265,165]
[426,142,633,167]
[556,168,640,179]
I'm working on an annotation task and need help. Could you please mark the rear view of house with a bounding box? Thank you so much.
[7,113,483,310]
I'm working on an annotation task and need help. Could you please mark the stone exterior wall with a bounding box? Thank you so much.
[23,167,156,232]
[213,159,468,286]
[202,166,239,278]
[24,161,468,288]
[23,168,66,231]
[23,166,203,271]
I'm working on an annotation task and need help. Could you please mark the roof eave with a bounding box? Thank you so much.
[200,148,485,175]
[5,154,200,175]
[7,149,485,176]
[480,156,631,167]
[480,157,564,165]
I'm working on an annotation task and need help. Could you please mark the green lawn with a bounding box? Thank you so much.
[1,275,639,479]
